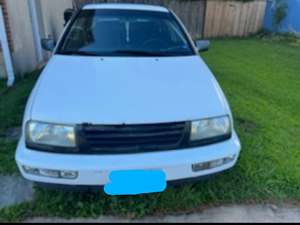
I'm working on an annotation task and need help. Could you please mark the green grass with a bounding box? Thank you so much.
[0,140,18,174]
[0,72,40,175]
[0,73,39,134]
[0,38,300,222]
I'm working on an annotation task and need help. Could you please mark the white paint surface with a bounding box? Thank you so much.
[30,56,228,125]
[83,3,169,12]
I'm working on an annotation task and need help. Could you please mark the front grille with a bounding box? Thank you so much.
[77,122,189,154]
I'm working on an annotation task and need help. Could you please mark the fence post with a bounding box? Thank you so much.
[0,6,14,87]
[202,0,207,38]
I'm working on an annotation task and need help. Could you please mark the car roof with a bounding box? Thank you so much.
[82,3,169,13]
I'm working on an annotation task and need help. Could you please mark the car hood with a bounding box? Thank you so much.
[30,55,229,125]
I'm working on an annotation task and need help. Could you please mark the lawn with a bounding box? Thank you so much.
[0,37,300,221]
[0,73,40,174]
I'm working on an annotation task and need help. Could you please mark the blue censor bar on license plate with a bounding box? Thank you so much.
[104,170,167,196]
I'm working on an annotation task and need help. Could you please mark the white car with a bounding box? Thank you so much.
[16,4,241,193]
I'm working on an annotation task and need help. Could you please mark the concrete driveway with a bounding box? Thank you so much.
[26,204,300,223]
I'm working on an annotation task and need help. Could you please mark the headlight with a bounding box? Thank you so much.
[26,121,76,148]
[190,116,231,142]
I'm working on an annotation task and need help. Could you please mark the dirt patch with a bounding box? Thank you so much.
[6,127,21,140]
[0,127,21,141]
[26,204,300,223]
[236,118,257,134]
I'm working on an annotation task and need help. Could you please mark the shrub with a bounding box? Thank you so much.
[272,0,288,30]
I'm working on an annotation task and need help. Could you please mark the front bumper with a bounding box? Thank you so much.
[16,131,241,186]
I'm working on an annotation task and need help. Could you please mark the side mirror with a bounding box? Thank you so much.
[41,38,56,52]
[64,8,75,26]
[195,40,210,52]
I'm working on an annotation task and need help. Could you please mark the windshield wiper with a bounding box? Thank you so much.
[111,50,172,57]
[57,50,101,56]
[57,49,192,57]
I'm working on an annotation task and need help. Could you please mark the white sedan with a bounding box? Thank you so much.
[16,3,241,195]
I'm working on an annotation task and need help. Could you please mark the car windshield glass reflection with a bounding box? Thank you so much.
[57,9,194,57]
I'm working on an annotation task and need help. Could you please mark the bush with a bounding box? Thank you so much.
[272,0,288,30]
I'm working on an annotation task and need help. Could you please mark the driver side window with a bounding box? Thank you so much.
[62,13,94,51]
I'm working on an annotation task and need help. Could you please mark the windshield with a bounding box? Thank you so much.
[57,9,195,57]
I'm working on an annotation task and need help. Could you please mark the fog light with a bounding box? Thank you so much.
[192,155,236,172]
[22,166,40,175]
[60,171,78,179]
[209,159,224,168]
[223,155,236,164]
[22,166,78,180]
[39,169,60,178]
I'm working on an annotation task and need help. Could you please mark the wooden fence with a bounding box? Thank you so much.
[204,0,267,38]
[73,0,267,38]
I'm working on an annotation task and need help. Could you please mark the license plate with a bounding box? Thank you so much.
[104,170,167,196]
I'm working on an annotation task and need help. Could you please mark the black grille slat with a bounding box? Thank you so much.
[84,130,183,139]
[87,137,180,145]
[78,122,188,154]
[83,124,185,133]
